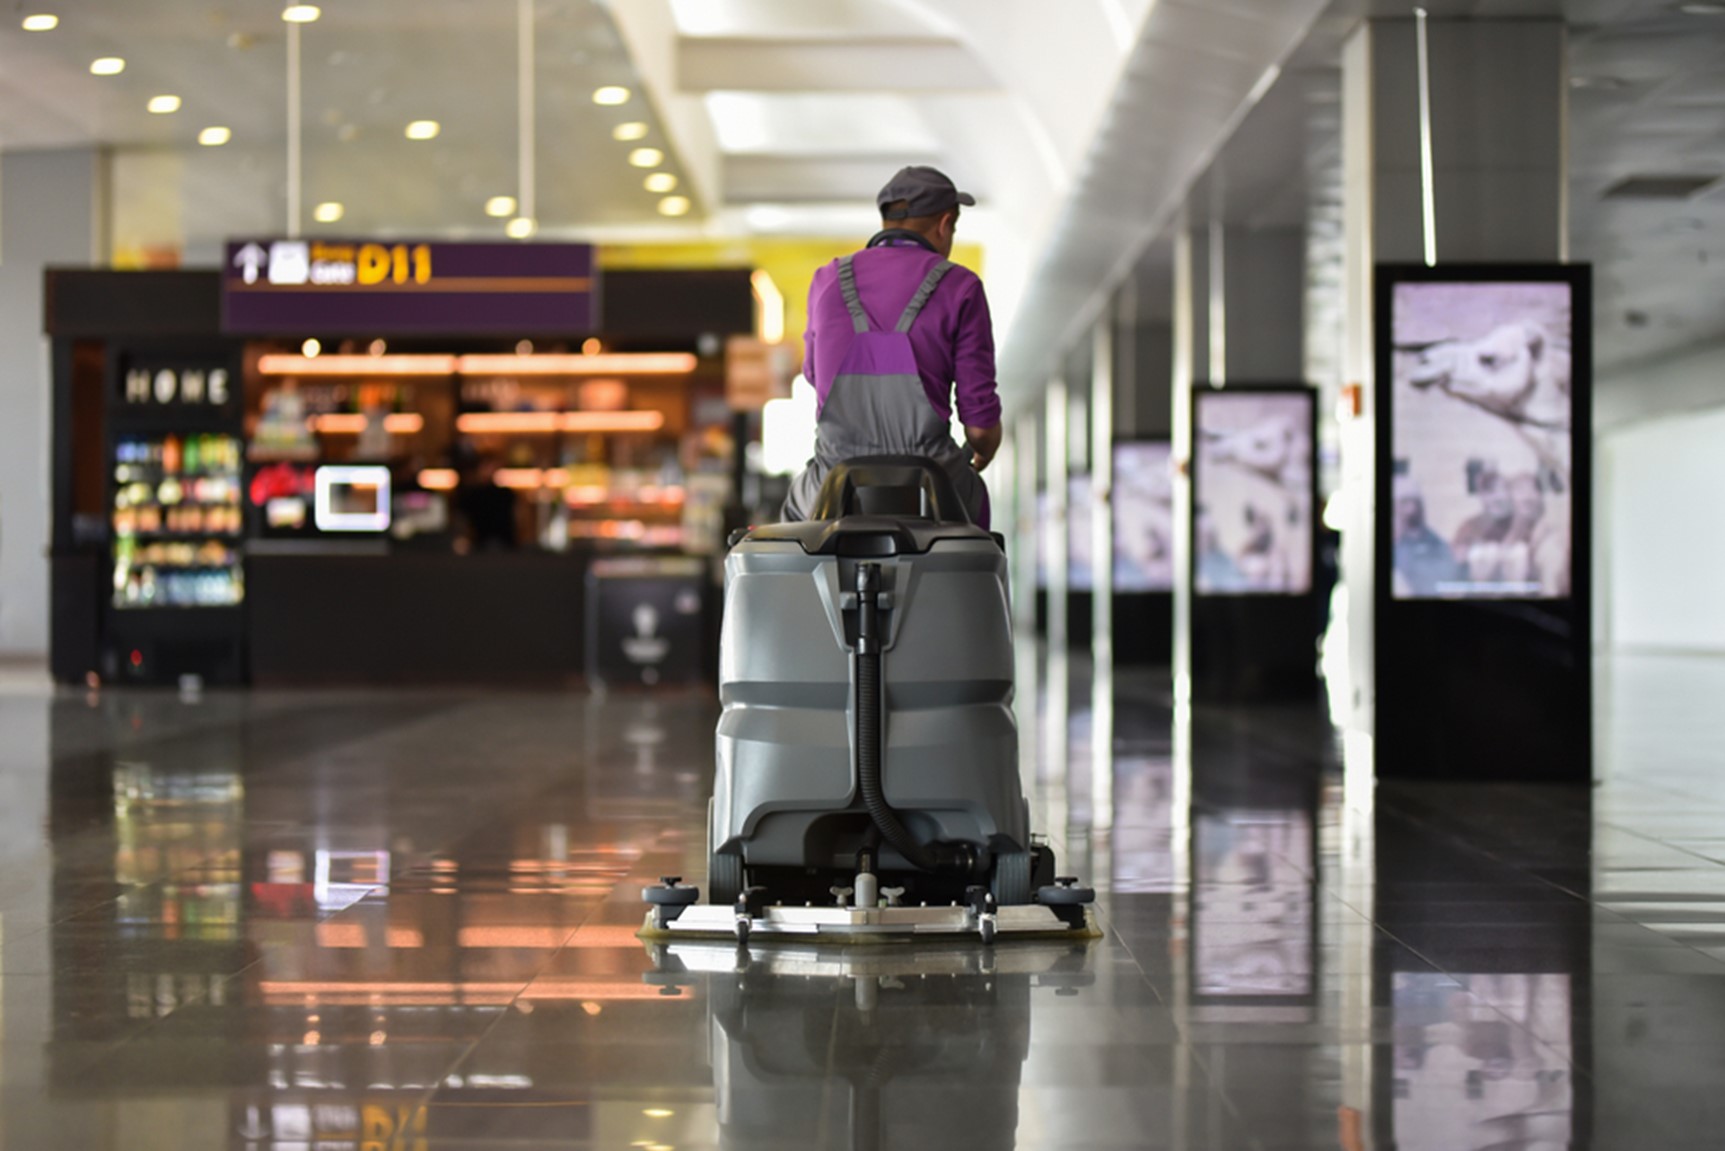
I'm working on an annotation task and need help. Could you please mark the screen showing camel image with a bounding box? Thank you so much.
[1194,391,1314,595]
[1389,281,1573,601]
[1114,442,1175,593]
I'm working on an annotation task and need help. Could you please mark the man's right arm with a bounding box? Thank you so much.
[951,275,1002,472]
[965,424,1002,472]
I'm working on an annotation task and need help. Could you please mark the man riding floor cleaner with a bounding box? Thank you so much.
[640,168,1095,944]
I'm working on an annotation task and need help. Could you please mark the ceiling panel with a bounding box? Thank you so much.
[1,0,694,255]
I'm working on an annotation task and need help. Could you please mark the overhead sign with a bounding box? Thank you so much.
[222,239,598,335]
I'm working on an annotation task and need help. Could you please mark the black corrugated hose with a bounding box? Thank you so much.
[855,563,937,873]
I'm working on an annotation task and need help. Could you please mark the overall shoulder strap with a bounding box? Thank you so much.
[836,255,870,334]
[895,260,956,333]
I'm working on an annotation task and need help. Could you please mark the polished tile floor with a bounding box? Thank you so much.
[0,653,1722,1148]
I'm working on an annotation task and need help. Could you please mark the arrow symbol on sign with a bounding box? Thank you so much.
[233,242,266,285]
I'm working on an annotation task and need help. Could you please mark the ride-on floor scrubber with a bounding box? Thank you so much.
[641,456,1097,944]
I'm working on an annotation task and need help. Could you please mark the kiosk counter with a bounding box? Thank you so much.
[46,265,758,686]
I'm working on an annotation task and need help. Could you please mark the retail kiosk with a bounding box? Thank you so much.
[46,249,759,687]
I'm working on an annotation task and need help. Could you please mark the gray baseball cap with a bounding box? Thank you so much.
[877,166,976,219]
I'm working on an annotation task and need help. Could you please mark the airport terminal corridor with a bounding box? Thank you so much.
[0,656,1719,1149]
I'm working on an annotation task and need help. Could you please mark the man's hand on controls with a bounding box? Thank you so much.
[966,424,1002,473]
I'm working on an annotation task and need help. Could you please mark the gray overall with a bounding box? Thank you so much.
[782,254,986,524]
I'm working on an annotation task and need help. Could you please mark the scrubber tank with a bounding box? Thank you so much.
[710,468,1030,904]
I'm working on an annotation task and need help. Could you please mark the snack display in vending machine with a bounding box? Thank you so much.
[111,432,246,608]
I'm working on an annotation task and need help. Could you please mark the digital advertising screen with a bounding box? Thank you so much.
[1113,441,1174,593]
[1387,279,1576,601]
[1193,390,1315,596]
[1069,474,1093,592]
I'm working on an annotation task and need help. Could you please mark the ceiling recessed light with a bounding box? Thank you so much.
[485,195,517,218]
[657,195,691,217]
[90,57,125,76]
[592,86,631,106]
[313,201,344,223]
[198,126,231,146]
[628,147,664,169]
[405,120,440,140]
[21,14,58,31]
[147,95,182,114]
[505,217,537,239]
[613,122,649,142]
[302,338,322,358]
[281,4,321,22]
[644,172,678,193]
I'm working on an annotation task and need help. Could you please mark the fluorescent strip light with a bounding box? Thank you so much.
[455,353,696,376]
[455,411,666,435]
[258,354,458,376]
[456,412,560,434]
[260,353,693,378]
[493,468,545,489]
[562,411,665,432]
[308,413,425,434]
[417,468,459,491]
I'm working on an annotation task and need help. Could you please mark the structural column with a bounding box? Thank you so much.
[1111,268,1175,667]
[0,149,109,658]
[1172,187,1315,702]
[1337,17,1569,744]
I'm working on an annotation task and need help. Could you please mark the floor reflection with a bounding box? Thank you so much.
[1390,972,1574,1151]
[6,656,1725,1146]
[1191,808,1314,1004]
[648,940,1094,1151]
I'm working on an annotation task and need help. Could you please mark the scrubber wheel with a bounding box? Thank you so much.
[708,851,743,908]
[990,850,1033,907]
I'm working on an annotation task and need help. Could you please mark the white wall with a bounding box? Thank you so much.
[1602,403,1725,654]
[0,149,105,657]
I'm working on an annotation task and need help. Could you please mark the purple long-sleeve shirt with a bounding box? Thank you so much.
[803,239,1002,430]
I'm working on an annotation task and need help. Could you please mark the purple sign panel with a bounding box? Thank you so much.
[222,239,598,335]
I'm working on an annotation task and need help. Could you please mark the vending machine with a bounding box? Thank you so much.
[105,348,248,684]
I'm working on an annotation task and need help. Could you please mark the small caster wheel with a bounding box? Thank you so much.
[979,917,997,945]
[734,917,751,944]
[1037,876,1095,905]
[642,877,700,906]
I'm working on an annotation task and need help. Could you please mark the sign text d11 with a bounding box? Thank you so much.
[222,238,598,335]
